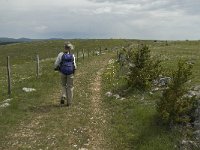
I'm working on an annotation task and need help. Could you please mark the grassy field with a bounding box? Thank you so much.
[0,39,200,149]
[101,40,200,149]
[0,39,127,101]
[0,39,126,149]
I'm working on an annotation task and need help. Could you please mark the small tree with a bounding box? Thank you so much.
[127,45,162,90]
[156,60,197,125]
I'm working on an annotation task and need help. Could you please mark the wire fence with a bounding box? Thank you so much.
[2,47,120,97]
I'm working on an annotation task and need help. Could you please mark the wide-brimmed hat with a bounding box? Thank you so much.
[64,41,74,50]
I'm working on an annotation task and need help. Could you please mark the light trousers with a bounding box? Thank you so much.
[60,73,74,104]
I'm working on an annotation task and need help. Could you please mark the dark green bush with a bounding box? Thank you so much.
[156,60,197,125]
[126,45,162,90]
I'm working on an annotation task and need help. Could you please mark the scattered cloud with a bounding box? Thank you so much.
[94,7,112,14]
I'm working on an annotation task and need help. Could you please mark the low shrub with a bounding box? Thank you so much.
[126,44,162,90]
[156,60,197,125]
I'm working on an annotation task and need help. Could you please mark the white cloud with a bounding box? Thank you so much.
[94,7,112,14]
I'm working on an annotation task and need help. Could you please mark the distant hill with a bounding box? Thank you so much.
[0,37,33,45]
[0,37,33,43]
[0,37,64,45]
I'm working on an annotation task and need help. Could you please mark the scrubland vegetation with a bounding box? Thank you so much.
[0,39,200,149]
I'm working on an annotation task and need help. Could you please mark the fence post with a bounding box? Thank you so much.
[36,54,40,78]
[88,49,89,58]
[76,49,79,62]
[117,49,119,60]
[93,48,95,56]
[82,49,85,60]
[100,47,102,54]
[7,56,11,96]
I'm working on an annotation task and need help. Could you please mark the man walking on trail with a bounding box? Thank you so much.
[54,41,77,106]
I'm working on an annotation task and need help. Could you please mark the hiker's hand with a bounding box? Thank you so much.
[54,67,59,71]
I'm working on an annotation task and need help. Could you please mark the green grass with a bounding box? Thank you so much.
[0,39,128,102]
[0,39,127,66]
[150,41,200,83]
[102,81,181,149]
[111,95,176,149]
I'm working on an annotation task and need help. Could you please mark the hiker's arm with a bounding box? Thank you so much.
[54,52,63,70]
[73,54,77,70]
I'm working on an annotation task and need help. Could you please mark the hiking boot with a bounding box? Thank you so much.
[66,99,71,107]
[66,103,71,107]
[60,97,65,105]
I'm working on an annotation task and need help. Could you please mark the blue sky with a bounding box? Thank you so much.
[0,0,200,40]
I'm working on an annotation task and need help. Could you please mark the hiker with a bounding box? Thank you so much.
[54,41,77,106]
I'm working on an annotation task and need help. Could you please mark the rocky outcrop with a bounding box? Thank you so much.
[192,85,200,145]
[180,85,200,149]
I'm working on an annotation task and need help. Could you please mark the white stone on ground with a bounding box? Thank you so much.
[0,103,10,108]
[105,91,112,97]
[22,87,36,92]
[113,94,120,99]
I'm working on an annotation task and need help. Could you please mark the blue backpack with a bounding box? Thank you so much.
[60,53,75,75]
